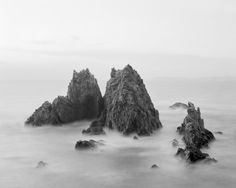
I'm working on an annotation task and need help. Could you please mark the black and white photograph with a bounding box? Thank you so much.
[0,0,236,188]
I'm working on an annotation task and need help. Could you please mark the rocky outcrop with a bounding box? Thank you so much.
[25,69,103,126]
[176,102,215,163]
[83,65,162,136]
[169,102,188,110]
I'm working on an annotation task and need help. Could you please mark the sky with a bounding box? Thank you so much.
[0,0,236,80]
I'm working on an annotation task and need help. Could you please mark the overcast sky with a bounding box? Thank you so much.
[0,0,236,80]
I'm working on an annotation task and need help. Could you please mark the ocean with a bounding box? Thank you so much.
[0,78,236,188]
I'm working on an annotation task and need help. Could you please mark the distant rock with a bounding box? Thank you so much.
[214,131,223,135]
[176,102,215,163]
[36,161,48,168]
[83,65,162,136]
[169,102,188,110]
[133,136,139,140]
[25,69,103,126]
[151,164,159,169]
[75,140,104,150]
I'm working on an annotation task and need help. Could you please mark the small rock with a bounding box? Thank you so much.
[133,136,139,140]
[75,140,104,150]
[172,139,179,147]
[82,119,105,135]
[215,131,223,135]
[36,161,48,168]
[151,164,159,169]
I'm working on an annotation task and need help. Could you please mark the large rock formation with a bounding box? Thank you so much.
[25,69,103,126]
[83,65,162,136]
[176,102,215,163]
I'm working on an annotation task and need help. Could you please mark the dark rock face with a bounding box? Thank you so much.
[25,101,59,126]
[176,102,215,163]
[83,65,162,136]
[25,69,103,126]
[75,140,104,150]
[169,102,188,110]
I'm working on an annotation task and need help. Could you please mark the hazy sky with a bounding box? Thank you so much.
[0,0,236,80]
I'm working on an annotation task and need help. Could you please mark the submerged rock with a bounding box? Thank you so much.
[176,102,215,163]
[133,136,139,140]
[26,69,103,126]
[36,161,48,168]
[169,102,188,110]
[84,65,162,136]
[75,140,104,150]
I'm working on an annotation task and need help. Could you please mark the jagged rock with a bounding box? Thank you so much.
[169,102,188,110]
[75,140,104,150]
[26,69,103,126]
[25,101,59,126]
[84,65,162,136]
[176,102,215,163]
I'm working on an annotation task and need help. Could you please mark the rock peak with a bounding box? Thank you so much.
[83,65,162,136]
[26,69,103,126]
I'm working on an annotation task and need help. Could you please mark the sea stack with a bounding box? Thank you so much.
[176,102,215,163]
[83,64,162,136]
[25,69,103,126]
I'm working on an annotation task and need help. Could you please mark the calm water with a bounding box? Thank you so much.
[0,78,236,188]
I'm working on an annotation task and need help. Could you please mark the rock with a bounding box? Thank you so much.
[26,69,103,126]
[82,118,105,135]
[176,102,215,163]
[36,161,48,168]
[172,139,179,147]
[133,136,139,140]
[84,65,162,136]
[151,164,159,169]
[176,147,209,163]
[25,101,59,126]
[215,131,223,135]
[170,102,188,110]
[75,140,104,150]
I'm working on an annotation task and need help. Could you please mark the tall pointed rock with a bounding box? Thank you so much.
[83,65,162,136]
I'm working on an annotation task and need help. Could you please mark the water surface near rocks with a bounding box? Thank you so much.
[0,78,236,188]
